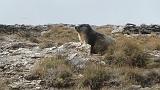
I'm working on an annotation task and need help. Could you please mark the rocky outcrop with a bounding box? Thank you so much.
[1,23,160,36]
[123,23,160,34]
[0,33,94,89]
[53,42,90,67]
[0,24,48,37]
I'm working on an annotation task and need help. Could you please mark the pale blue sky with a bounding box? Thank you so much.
[0,0,160,25]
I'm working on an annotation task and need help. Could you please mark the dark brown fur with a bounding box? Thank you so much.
[75,24,115,55]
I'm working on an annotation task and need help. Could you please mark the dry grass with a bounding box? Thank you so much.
[125,70,160,87]
[104,36,150,67]
[32,56,75,88]
[31,56,160,89]
[41,26,78,44]
[78,63,112,90]
[96,27,112,35]
[32,58,114,89]
[32,56,70,77]
[39,40,57,49]
[144,36,160,50]
[28,37,40,43]
[35,26,79,48]
[0,79,9,90]
[14,25,79,48]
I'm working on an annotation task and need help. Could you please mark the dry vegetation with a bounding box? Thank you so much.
[38,26,79,48]
[32,58,116,90]
[144,36,160,50]
[32,56,160,89]
[78,63,113,90]
[0,79,10,90]
[31,56,75,88]
[16,25,79,48]
[96,27,112,35]
[17,25,160,89]
[104,36,150,67]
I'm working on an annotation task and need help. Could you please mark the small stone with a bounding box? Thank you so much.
[24,74,40,80]
[35,86,41,90]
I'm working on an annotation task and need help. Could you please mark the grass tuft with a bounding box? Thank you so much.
[78,63,112,90]
[32,56,75,88]
[105,36,150,67]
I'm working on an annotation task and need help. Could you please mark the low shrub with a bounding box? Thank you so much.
[126,71,160,87]
[32,56,75,88]
[105,36,149,67]
[79,63,112,90]
[145,36,160,50]
[0,79,9,90]
[40,26,79,44]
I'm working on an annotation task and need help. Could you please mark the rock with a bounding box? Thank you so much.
[128,85,141,90]
[9,79,42,90]
[24,74,40,80]
[0,64,6,69]
[53,42,91,68]
[9,83,21,90]
[0,24,49,35]
[140,87,152,90]
[0,51,9,55]
[30,53,43,59]
[123,23,160,34]
[5,42,38,50]
[111,25,124,34]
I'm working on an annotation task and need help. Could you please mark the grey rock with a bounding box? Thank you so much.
[0,24,49,36]
[123,23,160,34]
[111,25,124,34]
[128,85,141,90]
[53,42,91,68]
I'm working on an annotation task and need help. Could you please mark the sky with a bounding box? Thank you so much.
[0,0,160,25]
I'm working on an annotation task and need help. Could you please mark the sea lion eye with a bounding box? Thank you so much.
[75,26,78,30]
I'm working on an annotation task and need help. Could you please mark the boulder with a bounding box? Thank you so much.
[53,42,91,68]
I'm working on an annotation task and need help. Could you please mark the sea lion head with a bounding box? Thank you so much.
[75,24,92,33]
